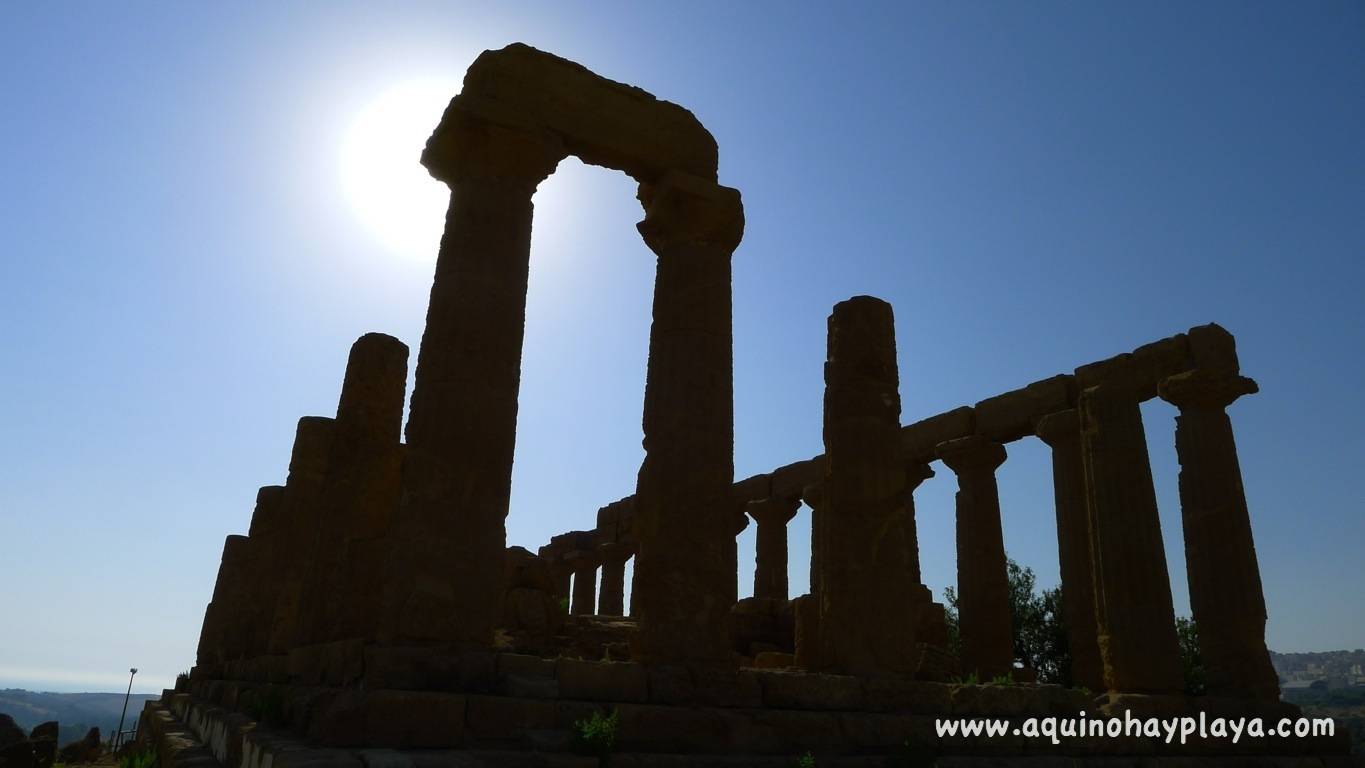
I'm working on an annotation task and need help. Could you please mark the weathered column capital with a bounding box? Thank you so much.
[421,111,565,188]
[636,170,744,253]
[936,435,1006,474]
[747,494,802,526]
[1159,369,1258,411]
[903,461,935,493]
[800,482,827,512]
[1033,409,1081,448]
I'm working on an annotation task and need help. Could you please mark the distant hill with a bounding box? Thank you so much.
[1272,649,1365,682]
[0,689,159,745]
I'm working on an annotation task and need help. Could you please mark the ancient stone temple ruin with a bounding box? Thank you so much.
[138,44,1351,766]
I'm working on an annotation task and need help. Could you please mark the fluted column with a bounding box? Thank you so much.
[794,482,826,670]
[570,551,601,616]
[385,118,564,645]
[241,486,284,657]
[630,172,744,665]
[597,542,633,616]
[196,534,251,668]
[1079,382,1184,693]
[816,296,919,677]
[1034,409,1104,692]
[937,435,1013,681]
[901,461,935,586]
[265,416,336,655]
[747,495,802,601]
[298,333,409,646]
[1160,369,1279,700]
[802,482,828,597]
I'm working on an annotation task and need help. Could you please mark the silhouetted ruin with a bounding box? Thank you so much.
[136,43,1348,765]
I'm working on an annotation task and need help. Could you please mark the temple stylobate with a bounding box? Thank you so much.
[157,43,1342,765]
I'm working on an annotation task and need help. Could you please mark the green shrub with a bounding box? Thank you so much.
[570,708,619,765]
[118,748,157,768]
[795,752,816,768]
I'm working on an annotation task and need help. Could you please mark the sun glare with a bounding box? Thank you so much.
[341,79,460,260]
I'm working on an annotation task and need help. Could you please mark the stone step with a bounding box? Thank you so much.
[134,700,222,768]
[167,682,1352,763]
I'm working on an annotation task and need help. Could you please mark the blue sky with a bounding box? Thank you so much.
[2,2,1362,693]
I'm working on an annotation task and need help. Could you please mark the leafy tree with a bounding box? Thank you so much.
[1175,616,1206,695]
[943,555,1208,694]
[943,557,1070,685]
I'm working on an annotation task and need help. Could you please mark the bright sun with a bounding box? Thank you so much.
[341,79,460,260]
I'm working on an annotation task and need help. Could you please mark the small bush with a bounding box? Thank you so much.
[119,748,157,768]
[796,752,816,768]
[571,708,619,765]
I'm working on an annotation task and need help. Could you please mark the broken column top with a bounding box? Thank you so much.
[423,43,719,184]
[826,296,898,388]
[336,333,409,446]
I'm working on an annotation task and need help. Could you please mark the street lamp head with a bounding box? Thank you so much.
[130,668,138,675]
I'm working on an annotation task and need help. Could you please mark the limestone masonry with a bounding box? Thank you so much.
[140,43,1353,766]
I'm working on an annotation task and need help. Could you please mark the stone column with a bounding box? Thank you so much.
[241,486,284,658]
[298,333,409,647]
[747,495,802,601]
[1079,382,1184,693]
[385,117,564,645]
[802,482,828,597]
[630,172,744,665]
[570,552,601,616]
[196,534,251,669]
[794,483,826,670]
[1159,369,1279,700]
[815,296,919,677]
[901,462,945,649]
[1034,409,1104,692]
[265,416,336,655]
[937,435,1013,682]
[900,461,935,586]
[597,542,633,616]
[553,563,573,606]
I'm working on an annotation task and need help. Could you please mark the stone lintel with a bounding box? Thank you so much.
[428,43,718,184]
[973,374,1076,443]
[1075,333,1191,400]
[548,529,598,554]
[770,457,824,501]
[733,472,773,505]
[901,406,975,463]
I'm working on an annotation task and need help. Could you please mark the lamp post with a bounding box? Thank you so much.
[114,668,137,752]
